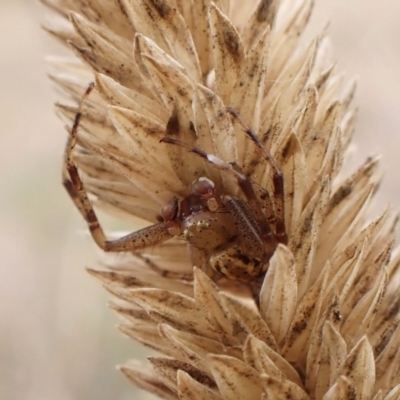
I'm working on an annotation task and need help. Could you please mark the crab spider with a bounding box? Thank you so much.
[63,83,287,282]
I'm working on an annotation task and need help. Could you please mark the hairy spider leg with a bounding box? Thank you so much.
[62,83,95,220]
[160,137,277,260]
[229,161,277,237]
[227,107,287,244]
[62,82,172,252]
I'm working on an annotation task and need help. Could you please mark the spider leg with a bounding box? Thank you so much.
[63,83,172,252]
[62,83,97,220]
[227,107,287,244]
[223,196,276,260]
[134,253,193,281]
[61,83,95,219]
[160,137,274,245]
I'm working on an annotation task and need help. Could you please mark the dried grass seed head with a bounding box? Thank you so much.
[42,0,400,399]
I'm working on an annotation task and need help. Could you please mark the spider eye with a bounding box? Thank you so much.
[191,177,215,199]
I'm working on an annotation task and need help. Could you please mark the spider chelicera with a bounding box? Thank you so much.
[63,83,288,282]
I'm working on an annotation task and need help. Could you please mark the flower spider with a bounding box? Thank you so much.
[63,83,287,282]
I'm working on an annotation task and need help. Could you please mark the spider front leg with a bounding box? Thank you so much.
[227,107,287,244]
[62,83,172,252]
[209,195,276,282]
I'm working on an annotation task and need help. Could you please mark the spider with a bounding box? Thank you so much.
[63,83,288,282]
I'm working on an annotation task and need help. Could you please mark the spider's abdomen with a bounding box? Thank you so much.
[210,244,267,282]
[181,210,236,251]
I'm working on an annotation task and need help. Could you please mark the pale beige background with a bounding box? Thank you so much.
[1,1,399,399]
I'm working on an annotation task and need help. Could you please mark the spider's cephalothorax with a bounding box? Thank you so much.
[63,84,287,282]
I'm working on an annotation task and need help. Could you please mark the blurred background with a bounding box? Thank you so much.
[1,0,400,399]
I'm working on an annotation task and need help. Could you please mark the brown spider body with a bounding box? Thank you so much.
[63,84,287,283]
[189,206,270,281]
[160,178,277,281]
